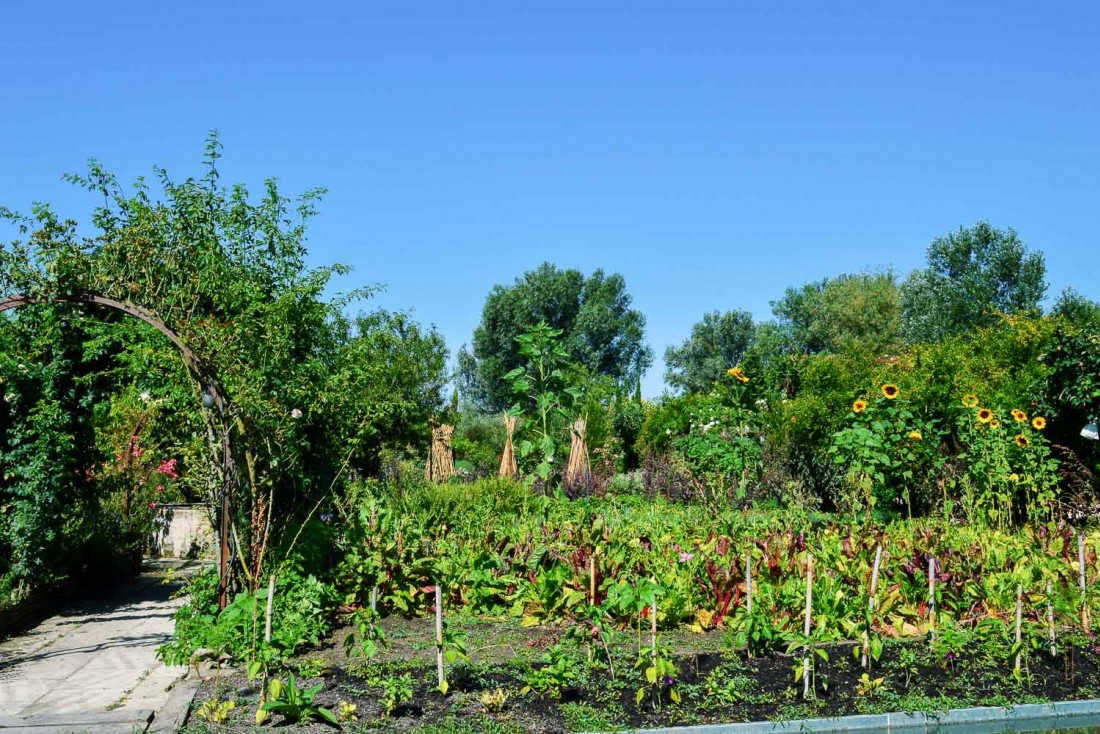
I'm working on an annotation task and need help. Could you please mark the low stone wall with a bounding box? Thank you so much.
[150,504,216,559]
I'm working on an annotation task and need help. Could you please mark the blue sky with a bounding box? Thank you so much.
[2,1,1098,397]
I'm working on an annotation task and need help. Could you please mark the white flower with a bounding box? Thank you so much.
[290,408,303,420]
[140,391,152,403]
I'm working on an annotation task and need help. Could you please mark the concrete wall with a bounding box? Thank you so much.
[150,504,216,559]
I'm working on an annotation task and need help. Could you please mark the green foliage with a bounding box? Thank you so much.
[459,262,652,412]
[260,673,338,726]
[504,322,582,487]
[772,270,901,356]
[901,221,1046,343]
[664,310,754,394]
[521,644,580,698]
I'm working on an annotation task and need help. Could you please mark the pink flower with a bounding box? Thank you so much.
[156,485,165,492]
[148,501,157,509]
[679,552,695,563]
[156,459,180,479]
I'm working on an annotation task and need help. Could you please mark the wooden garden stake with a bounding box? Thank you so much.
[862,544,883,669]
[745,549,753,616]
[370,586,379,636]
[1079,533,1090,631]
[928,556,936,641]
[589,555,596,606]
[803,554,814,699]
[264,575,275,644]
[1047,580,1056,657]
[435,584,445,691]
[1015,584,1024,674]
[650,600,658,665]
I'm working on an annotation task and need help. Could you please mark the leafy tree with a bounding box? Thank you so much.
[664,310,754,394]
[458,263,651,412]
[1052,287,1100,330]
[901,221,1047,343]
[771,271,901,355]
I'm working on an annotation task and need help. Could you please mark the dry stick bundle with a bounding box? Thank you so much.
[1079,533,1090,631]
[1015,584,1024,674]
[435,585,445,691]
[499,413,518,479]
[564,418,591,491]
[425,424,456,483]
[803,554,814,700]
[862,544,884,670]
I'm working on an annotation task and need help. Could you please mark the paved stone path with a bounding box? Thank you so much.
[0,561,199,733]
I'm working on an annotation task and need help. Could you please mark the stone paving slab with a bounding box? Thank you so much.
[0,560,203,731]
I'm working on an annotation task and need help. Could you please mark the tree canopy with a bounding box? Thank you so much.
[458,262,651,412]
[901,221,1047,343]
[664,310,755,394]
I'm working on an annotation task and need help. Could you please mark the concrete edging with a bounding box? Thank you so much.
[584,699,1100,734]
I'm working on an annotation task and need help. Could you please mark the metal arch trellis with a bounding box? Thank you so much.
[0,292,236,609]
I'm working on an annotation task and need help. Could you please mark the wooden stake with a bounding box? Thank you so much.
[435,585,445,690]
[928,556,936,641]
[1015,584,1023,674]
[803,554,814,699]
[745,550,753,616]
[370,586,379,636]
[264,575,275,644]
[1079,533,1090,631]
[650,600,658,665]
[589,555,596,606]
[1047,580,1056,658]
[862,544,883,669]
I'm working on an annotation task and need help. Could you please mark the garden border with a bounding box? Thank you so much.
[582,699,1100,734]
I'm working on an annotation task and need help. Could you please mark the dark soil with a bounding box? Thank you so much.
[182,619,1100,733]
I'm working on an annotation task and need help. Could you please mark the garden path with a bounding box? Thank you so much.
[0,560,199,734]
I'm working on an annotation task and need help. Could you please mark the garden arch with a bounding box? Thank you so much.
[0,293,235,608]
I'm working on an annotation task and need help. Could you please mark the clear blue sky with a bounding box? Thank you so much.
[3,1,1098,397]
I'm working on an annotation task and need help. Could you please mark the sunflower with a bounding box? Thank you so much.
[853,399,867,413]
[990,419,1001,429]
[881,384,900,399]
[1011,409,1027,423]
[1015,434,1030,448]
[962,394,980,408]
[977,408,993,423]
[908,430,922,441]
[1032,416,1046,430]
[727,366,749,383]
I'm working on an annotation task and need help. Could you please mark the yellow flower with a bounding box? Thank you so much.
[977,408,993,424]
[853,399,867,413]
[727,366,749,383]
[1009,473,1020,483]
[962,394,979,408]
[881,384,899,399]
[1011,409,1027,423]
[1015,434,1030,448]
[908,430,922,441]
[1032,416,1046,430]
[990,419,1001,429]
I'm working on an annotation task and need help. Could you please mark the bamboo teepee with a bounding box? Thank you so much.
[564,417,591,490]
[499,413,518,479]
[425,423,455,482]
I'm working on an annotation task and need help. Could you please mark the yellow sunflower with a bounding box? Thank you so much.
[853,399,867,413]
[962,394,979,408]
[1032,416,1046,430]
[1015,434,1030,448]
[990,419,1001,429]
[908,430,922,441]
[727,366,749,383]
[1011,409,1027,423]
[881,384,900,400]
[977,408,993,424]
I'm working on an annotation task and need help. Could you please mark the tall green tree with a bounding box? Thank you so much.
[458,262,652,412]
[901,221,1047,343]
[771,270,901,355]
[664,310,755,393]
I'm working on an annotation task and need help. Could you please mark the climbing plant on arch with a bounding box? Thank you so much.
[0,134,356,607]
